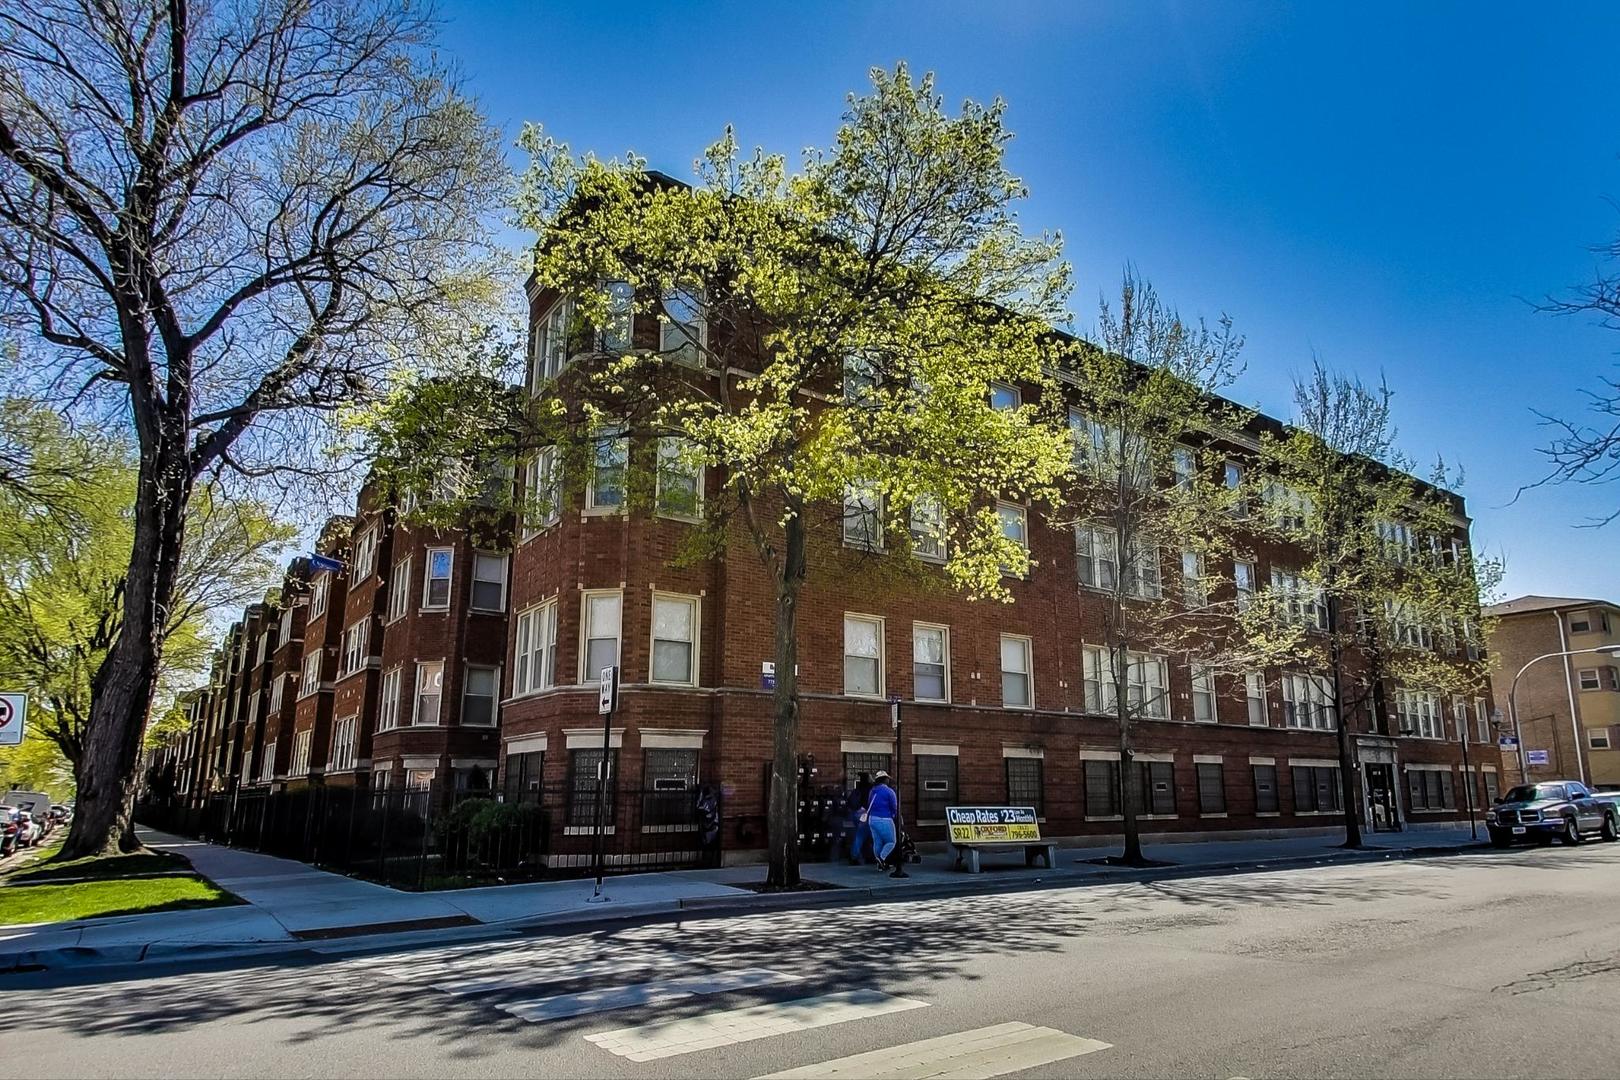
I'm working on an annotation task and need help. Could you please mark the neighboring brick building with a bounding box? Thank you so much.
[1487,595,1620,788]
[285,519,353,789]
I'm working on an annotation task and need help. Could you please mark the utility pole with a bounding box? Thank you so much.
[589,665,618,904]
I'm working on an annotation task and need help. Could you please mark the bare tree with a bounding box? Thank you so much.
[0,0,506,856]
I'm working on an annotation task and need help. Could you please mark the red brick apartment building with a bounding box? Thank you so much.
[146,286,1491,869]
[488,282,1493,862]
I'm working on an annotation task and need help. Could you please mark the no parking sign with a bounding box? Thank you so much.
[0,694,26,746]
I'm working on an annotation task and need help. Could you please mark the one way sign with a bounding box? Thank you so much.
[0,694,27,746]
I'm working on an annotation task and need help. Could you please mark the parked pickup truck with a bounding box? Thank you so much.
[1485,780,1619,847]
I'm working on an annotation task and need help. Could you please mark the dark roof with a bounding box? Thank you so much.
[1486,594,1614,618]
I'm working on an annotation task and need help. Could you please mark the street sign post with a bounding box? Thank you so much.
[589,666,619,903]
[0,693,26,747]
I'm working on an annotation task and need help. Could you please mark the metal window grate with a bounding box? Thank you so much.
[1084,760,1120,817]
[1005,757,1044,816]
[915,755,958,820]
[1196,762,1226,815]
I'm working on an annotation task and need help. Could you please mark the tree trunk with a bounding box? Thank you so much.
[62,439,191,859]
[1326,597,1364,849]
[765,515,807,887]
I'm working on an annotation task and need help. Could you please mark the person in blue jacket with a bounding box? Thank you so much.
[865,771,908,878]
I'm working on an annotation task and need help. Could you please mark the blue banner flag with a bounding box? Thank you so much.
[308,553,344,573]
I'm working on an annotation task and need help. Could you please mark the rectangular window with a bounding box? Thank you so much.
[844,752,892,788]
[843,614,884,697]
[1406,768,1456,811]
[1172,446,1196,488]
[909,497,946,561]
[1292,765,1343,812]
[1191,663,1217,723]
[651,594,698,685]
[463,665,498,726]
[1000,634,1033,708]
[1265,482,1312,531]
[267,674,284,716]
[1075,524,1118,591]
[299,649,323,698]
[1253,764,1279,813]
[1197,762,1226,814]
[1084,759,1121,817]
[379,666,402,731]
[522,448,562,539]
[912,624,949,702]
[514,599,559,694]
[844,352,879,403]
[1396,689,1444,739]
[341,620,367,677]
[586,431,628,510]
[1483,771,1501,805]
[660,286,706,365]
[1282,673,1336,731]
[330,715,357,773]
[1181,549,1206,607]
[656,438,704,519]
[388,557,411,621]
[601,280,634,351]
[643,747,700,826]
[291,730,312,777]
[1082,647,1168,718]
[1571,612,1593,634]
[915,755,958,821]
[843,484,883,549]
[1126,541,1162,600]
[414,660,444,726]
[1590,729,1611,750]
[1224,460,1246,516]
[1140,760,1177,815]
[280,606,296,642]
[260,742,276,782]
[568,747,618,828]
[581,591,623,683]
[256,632,270,667]
[1005,757,1044,815]
[1271,568,1328,630]
[353,526,378,581]
[503,750,545,803]
[990,382,1021,410]
[1579,668,1601,691]
[1475,698,1491,744]
[998,502,1029,571]
[422,547,453,609]
[470,553,506,612]
[536,298,572,383]
[1234,560,1255,611]
[1245,672,1268,726]
[310,574,329,619]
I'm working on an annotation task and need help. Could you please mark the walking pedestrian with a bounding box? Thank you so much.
[865,771,907,878]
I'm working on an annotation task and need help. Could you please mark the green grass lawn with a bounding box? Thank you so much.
[0,838,238,925]
[0,875,233,925]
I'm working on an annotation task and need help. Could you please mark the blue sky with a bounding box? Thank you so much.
[440,0,1620,602]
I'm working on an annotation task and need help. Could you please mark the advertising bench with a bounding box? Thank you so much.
[946,805,1058,874]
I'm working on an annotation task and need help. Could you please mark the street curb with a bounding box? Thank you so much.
[0,838,1484,974]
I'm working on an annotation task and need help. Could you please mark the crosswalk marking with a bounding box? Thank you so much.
[585,989,930,1062]
[754,1021,1112,1079]
[431,954,696,996]
[501,969,799,1022]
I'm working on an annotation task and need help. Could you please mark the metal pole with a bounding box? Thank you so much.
[589,672,614,903]
[1460,707,1477,841]
[891,698,903,827]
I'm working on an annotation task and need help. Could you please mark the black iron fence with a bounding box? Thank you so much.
[137,780,722,891]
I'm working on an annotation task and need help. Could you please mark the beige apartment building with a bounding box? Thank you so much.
[1487,595,1620,788]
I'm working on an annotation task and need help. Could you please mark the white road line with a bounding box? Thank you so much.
[754,1021,1113,1079]
[431,954,698,996]
[358,942,688,982]
[501,969,800,1022]
[584,989,929,1062]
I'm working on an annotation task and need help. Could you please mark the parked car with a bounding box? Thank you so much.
[1486,781,1619,847]
[47,805,69,827]
[0,807,20,856]
[6,809,41,848]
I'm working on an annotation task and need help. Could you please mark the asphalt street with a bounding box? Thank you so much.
[7,842,1620,1078]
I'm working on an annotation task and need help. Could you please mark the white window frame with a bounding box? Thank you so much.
[1075,523,1118,591]
[387,556,411,622]
[1245,672,1268,726]
[291,729,312,777]
[522,448,562,540]
[414,660,445,727]
[353,525,378,582]
[1000,633,1033,709]
[378,666,402,731]
[601,280,634,352]
[309,573,329,619]
[1181,549,1206,607]
[649,592,700,687]
[1224,459,1247,516]
[585,430,629,512]
[1082,647,1168,718]
[1590,729,1612,750]
[843,613,886,699]
[1191,662,1217,723]
[998,502,1029,553]
[470,552,508,613]
[330,714,358,773]
[1282,672,1337,731]
[1579,668,1602,691]
[1272,568,1328,630]
[421,546,453,610]
[1396,688,1444,740]
[534,296,573,384]
[660,286,707,364]
[514,598,560,696]
[990,381,1022,410]
[341,620,367,678]
[1234,560,1256,611]
[1172,446,1196,488]
[579,590,624,684]
[843,483,884,550]
[655,437,705,521]
[909,497,946,562]
[912,622,950,704]
[299,649,323,699]
[267,673,284,716]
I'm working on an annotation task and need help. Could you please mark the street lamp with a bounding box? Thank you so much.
[1507,644,1620,784]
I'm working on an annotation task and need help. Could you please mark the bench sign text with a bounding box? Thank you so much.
[946,805,1041,844]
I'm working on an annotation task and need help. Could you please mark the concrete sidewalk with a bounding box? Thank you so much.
[0,822,1484,971]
